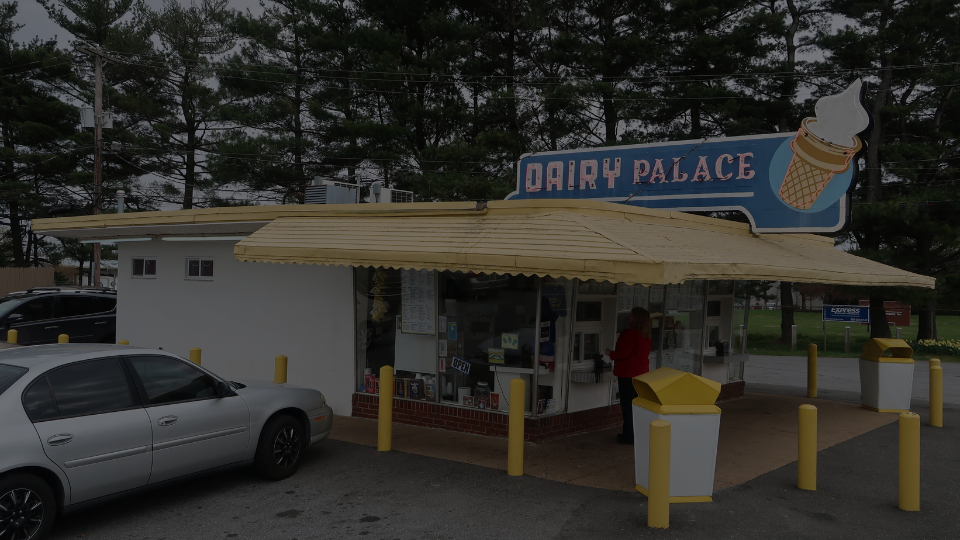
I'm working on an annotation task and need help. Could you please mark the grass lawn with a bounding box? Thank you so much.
[745,309,960,362]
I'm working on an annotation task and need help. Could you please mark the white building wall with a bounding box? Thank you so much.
[116,240,356,415]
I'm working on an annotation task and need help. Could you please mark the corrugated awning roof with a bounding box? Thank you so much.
[233,200,934,288]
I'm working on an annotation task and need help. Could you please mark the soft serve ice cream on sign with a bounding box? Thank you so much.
[778,80,870,210]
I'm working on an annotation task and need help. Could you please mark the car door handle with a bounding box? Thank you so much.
[45,326,58,330]
[47,434,73,446]
[157,416,179,427]
[94,321,107,325]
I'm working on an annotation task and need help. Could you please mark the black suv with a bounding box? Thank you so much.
[0,287,117,345]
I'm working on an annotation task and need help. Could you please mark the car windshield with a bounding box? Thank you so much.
[0,296,27,318]
[0,363,27,396]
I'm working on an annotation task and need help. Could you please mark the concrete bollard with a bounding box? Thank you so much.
[6,329,17,344]
[189,348,201,365]
[807,344,817,399]
[844,326,851,354]
[791,325,797,351]
[378,365,394,452]
[58,334,69,344]
[508,378,525,476]
[274,355,288,383]
[648,419,671,529]
[798,405,817,490]
[118,340,129,345]
[930,366,943,428]
[898,412,920,511]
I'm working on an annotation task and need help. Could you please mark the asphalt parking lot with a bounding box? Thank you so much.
[48,405,960,540]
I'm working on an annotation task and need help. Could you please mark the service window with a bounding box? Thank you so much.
[132,257,157,278]
[60,296,103,317]
[185,258,214,280]
[128,355,218,404]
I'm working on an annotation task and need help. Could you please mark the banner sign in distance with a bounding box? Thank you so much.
[822,305,870,323]
[507,80,870,233]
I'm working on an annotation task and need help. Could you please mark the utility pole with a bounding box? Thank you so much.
[92,47,103,287]
[76,43,104,287]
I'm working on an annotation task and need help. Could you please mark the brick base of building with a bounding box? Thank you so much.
[717,380,745,402]
[352,380,744,443]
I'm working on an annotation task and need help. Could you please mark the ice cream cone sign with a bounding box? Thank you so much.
[778,80,870,210]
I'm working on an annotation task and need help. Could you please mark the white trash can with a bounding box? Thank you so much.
[632,367,721,503]
[859,338,915,413]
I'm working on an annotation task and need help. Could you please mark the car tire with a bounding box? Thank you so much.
[0,473,56,540]
[254,415,305,480]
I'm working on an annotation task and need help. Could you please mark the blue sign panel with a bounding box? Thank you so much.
[506,80,870,233]
[822,305,870,323]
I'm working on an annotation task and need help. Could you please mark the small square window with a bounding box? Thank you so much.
[186,258,214,280]
[132,257,157,278]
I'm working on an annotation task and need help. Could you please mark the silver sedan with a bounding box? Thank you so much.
[0,344,333,539]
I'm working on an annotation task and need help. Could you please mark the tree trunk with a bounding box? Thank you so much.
[869,295,891,338]
[916,297,937,340]
[779,281,795,342]
[184,135,196,210]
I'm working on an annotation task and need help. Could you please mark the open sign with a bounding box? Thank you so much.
[450,356,471,375]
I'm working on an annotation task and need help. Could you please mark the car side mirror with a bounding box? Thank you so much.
[216,381,233,398]
[6,313,23,325]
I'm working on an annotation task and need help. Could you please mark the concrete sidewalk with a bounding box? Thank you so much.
[746,355,960,405]
[330,392,898,493]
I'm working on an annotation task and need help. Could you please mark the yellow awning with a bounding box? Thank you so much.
[233,199,934,288]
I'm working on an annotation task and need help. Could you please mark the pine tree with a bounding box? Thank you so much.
[1,1,81,267]
[820,0,960,339]
[143,0,235,209]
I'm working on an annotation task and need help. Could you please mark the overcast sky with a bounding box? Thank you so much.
[12,0,264,43]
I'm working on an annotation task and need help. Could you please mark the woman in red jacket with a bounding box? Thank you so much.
[605,307,653,445]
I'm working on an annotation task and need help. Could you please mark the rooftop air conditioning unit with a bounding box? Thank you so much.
[305,178,359,204]
[370,182,414,203]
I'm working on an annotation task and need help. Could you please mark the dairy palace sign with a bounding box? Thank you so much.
[507,80,870,233]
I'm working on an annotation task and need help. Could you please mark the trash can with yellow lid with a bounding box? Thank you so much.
[632,367,721,503]
[859,338,915,413]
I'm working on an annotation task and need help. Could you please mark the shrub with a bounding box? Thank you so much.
[910,339,960,357]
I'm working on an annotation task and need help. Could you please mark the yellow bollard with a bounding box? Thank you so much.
[930,366,943,428]
[6,329,17,344]
[929,358,940,368]
[798,404,817,490]
[898,411,920,511]
[807,343,817,398]
[118,340,129,345]
[58,334,69,344]
[274,355,288,383]
[648,419,671,529]
[507,378,525,476]
[378,365,394,452]
[189,348,201,365]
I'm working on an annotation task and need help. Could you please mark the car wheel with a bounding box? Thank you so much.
[0,473,56,540]
[254,415,305,480]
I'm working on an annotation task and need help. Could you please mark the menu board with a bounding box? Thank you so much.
[619,284,650,312]
[650,284,665,303]
[617,284,634,313]
[665,285,680,311]
[634,285,649,310]
[401,269,435,335]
